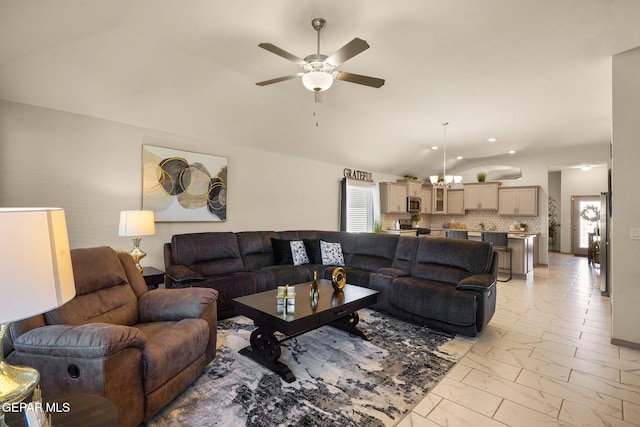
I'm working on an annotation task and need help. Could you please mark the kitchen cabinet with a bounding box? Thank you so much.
[447,190,465,215]
[398,179,423,197]
[505,235,536,275]
[464,182,500,210]
[380,182,407,213]
[468,232,537,276]
[419,187,432,214]
[498,186,539,216]
[432,187,447,214]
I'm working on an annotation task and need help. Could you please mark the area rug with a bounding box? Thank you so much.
[147,309,476,427]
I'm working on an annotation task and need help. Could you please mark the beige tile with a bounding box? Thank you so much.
[623,400,640,425]
[459,351,523,382]
[485,347,571,381]
[559,400,636,427]
[529,348,620,382]
[575,348,640,372]
[569,370,640,406]
[516,369,622,418]
[426,399,508,427]
[462,369,562,417]
[430,377,503,417]
[494,399,574,427]
[446,363,473,382]
[397,411,442,427]
[411,392,442,418]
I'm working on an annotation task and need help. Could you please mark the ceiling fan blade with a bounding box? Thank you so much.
[315,91,327,103]
[336,71,385,88]
[255,74,301,86]
[258,43,306,65]
[326,38,370,66]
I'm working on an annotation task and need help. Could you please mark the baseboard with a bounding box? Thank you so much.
[611,338,640,350]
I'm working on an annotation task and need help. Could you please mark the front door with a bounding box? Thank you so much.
[571,195,601,256]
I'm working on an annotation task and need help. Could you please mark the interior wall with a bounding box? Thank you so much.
[0,100,401,268]
[611,46,640,346]
[559,167,609,253]
[548,171,561,251]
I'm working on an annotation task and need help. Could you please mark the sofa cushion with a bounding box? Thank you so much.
[303,239,322,264]
[71,246,129,295]
[45,247,139,326]
[136,319,209,393]
[172,233,243,275]
[320,241,345,266]
[411,237,493,284]
[290,241,310,265]
[390,277,477,327]
[237,231,278,271]
[257,265,313,289]
[316,231,356,264]
[198,272,266,314]
[271,238,293,265]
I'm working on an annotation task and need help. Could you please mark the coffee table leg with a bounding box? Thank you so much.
[330,311,374,341]
[239,326,296,383]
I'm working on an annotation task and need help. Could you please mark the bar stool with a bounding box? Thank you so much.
[445,230,468,239]
[481,232,512,282]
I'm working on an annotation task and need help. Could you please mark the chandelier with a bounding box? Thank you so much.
[430,122,462,188]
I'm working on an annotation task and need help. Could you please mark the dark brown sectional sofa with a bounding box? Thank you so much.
[164,230,498,336]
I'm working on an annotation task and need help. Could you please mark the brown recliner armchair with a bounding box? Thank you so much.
[3,246,218,427]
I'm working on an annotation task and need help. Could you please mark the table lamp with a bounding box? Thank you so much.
[118,210,155,272]
[0,208,76,427]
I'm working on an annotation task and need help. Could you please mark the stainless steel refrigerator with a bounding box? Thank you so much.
[599,191,610,295]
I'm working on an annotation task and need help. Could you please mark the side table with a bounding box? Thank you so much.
[142,266,165,290]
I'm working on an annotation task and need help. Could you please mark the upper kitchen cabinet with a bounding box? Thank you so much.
[398,179,423,197]
[463,182,501,210]
[432,187,447,214]
[447,189,465,215]
[498,186,539,216]
[419,186,432,214]
[380,182,408,213]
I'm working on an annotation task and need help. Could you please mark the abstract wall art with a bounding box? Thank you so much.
[142,145,227,222]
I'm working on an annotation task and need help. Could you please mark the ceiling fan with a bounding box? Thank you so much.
[255,18,385,101]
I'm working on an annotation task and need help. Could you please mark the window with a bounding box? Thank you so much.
[340,179,375,232]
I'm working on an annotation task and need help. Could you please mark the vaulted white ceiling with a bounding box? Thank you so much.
[1,0,639,178]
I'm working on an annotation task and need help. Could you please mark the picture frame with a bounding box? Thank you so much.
[142,145,227,222]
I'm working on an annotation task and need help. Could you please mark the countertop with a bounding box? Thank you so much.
[430,228,538,239]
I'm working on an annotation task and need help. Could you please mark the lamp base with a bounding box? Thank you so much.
[128,236,147,273]
[0,324,40,427]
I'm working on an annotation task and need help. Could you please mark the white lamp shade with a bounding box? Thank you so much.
[429,175,438,184]
[0,208,76,324]
[118,210,155,237]
[302,71,334,92]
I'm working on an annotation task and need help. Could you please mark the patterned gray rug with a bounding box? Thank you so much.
[147,309,476,427]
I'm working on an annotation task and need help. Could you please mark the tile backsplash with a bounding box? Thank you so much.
[382,210,541,233]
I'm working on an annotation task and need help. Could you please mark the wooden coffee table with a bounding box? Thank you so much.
[233,279,378,383]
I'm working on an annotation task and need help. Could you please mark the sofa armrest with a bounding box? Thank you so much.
[13,324,146,359]
[456,274,496,292]
[166,264,204,285]
[376,267,411,278]
[138,288,219,323]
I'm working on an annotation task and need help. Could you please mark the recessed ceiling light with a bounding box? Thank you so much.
[488,137,498,142]
[508,150,516,154]
[456,156,463,160]
[581,165,592,171]
[431,146,439,150]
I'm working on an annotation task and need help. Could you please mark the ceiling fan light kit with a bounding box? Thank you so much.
[302,71,334,92]
[256,18,385,97]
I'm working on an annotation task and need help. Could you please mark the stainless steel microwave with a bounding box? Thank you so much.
[407,196,421,213]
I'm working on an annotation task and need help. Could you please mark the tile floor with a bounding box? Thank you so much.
[398,252,640,427]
